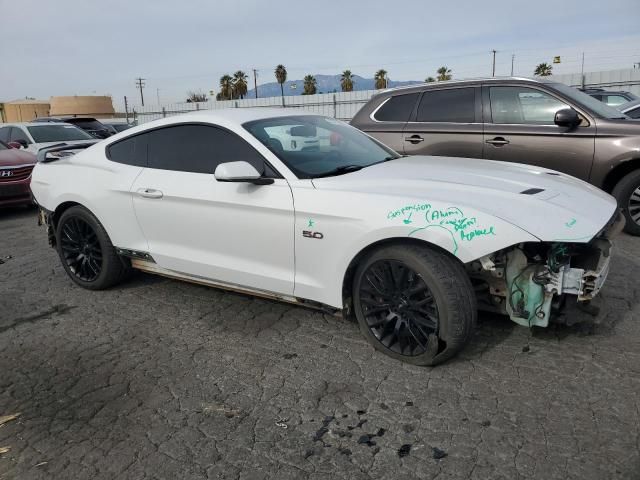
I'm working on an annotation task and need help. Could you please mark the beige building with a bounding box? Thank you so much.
[1,95,116,122]
[0,99,50,122]
[49,96,115,117]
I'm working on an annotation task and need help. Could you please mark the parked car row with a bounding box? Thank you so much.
[2,78,638,366]
[0,118,134,208]
[30,106,624,366]
[350,77,640,235]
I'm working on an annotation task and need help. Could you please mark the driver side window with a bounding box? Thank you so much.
[145,124,270,175]
[489,87,568,125]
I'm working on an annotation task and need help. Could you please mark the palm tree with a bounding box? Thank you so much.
[374,69,388,89]
[341,70,354,92]
[303,75,317,95]
[534,63,553,76]
[436,66,452,81]
[219,74,233,100]
[425,76,436,83]
[233,71,248,99]
[275,65,287,106]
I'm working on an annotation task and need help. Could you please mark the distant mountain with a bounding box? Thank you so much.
[245,74,421,98]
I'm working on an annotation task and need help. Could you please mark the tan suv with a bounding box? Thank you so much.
[351,77,640,235]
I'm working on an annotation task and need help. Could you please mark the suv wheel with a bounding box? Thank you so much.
[56,206,130,289]
[612,170,640,236]
[352,244,476,366]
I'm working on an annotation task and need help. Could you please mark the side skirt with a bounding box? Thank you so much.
[127,257,341,316]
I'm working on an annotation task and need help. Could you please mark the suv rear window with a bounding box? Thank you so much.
[416,88,476,123]
[374,93,419,122]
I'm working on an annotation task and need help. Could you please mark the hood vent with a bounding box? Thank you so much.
[520,188,545,195]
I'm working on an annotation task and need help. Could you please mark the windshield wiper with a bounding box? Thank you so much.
[314,164,364,178]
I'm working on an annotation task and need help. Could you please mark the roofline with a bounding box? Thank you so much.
[379,76,551,94]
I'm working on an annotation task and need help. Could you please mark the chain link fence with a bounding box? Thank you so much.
[123,90,379,125]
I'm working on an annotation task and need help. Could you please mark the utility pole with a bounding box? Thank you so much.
[135,77,146,106]
[156,88,160,105]
[511,54,515,76]
[124,96,129,123]
[492,50,497,77]
[253,69,258,98]
[581,52,585,89]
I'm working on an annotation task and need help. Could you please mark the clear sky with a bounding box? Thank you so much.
[1,0,639,108]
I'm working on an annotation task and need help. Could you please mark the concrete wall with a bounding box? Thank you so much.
[551,68,640,97]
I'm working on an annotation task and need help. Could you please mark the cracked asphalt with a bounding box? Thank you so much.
[1,206,639,480]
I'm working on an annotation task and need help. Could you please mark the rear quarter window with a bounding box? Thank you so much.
[374,93,419,122]
[107,135,148,167]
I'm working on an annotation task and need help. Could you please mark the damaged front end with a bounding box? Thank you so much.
[468,211,624,327]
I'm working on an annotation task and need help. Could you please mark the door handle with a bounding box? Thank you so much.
[137,188,163,199]
[404,135,424,144]
[485,137,510,146]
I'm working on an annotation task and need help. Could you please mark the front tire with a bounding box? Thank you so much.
[352,244,476,366]
[56,206,130,290]
[612,170,640,236]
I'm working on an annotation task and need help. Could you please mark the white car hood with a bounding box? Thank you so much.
[311,156,618,242]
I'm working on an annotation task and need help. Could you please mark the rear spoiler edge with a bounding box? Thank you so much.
[37,142,97,163]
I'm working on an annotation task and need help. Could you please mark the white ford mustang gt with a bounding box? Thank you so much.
[31,108,624,365]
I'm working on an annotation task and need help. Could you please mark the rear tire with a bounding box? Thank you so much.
[352,244,476,366]
[56,206,130,290]
[612,170,640,236]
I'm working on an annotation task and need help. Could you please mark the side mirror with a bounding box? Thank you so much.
[214,161,274,185]
[15,139,29,148]
[7,141,22,149]
[554,108,581,128]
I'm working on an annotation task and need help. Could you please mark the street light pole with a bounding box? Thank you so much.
[253,69,258,99]
[492,50,497,77]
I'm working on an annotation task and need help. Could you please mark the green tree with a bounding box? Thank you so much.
[534,63,553,76]
[341,70,354,92]
[302,75,317,95]
[425,76,436,83]
[374,69,388,89]
[218,74,234,101]
[436,66,452,81]
[233,71,248,99]
[275,64,287,106]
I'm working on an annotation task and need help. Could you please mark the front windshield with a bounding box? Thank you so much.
[27,124,94,143]
[243,115,400,178]
[551,83,630,119]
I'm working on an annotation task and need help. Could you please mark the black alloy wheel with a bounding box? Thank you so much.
[59,216,103,282]
[629,185,640,227]
[357,259,439,357]
[613,170,640,236]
